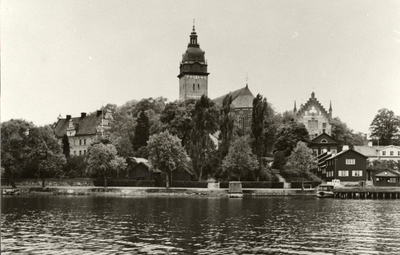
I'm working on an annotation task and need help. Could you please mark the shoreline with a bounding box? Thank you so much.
[1,186,316,197]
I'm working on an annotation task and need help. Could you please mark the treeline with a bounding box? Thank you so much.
[3,94,383,187]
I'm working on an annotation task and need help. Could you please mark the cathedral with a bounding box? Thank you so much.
[294,92,333,139]
[178,24,255,131]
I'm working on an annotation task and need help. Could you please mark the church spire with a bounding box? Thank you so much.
[329,101,332,118]
[294,100,297,112]
[189,19,198,46]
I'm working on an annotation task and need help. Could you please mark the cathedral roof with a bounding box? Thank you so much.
[213,85,255,109]
[181,26,205,64]
[296,92,331,120]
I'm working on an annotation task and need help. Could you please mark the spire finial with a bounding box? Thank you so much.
[245,73,249,87]
[193,19,195,31]
[294,100,297,112]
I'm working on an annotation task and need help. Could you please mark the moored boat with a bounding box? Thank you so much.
[316,184,334,198]
[2,188,21,195]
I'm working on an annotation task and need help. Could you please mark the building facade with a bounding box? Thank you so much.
[294,92,332,139]
[310,132,342,156]
[178,25,209,101]
[213,85,255,132]
[53,110,113,156]
[325,149,368,184]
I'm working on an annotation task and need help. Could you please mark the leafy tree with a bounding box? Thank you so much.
[189,95,219,181]
[331,117,366,146]
[63,155,87,178]
[370,108,400,145]
[284,141,317,189]
[1,119,32,187]
[222,136,258,181]
[85,142,126,187]
[251,94,268,181]
[132,110,150,151]
[274,121,310,157]
[147,131,190,188]
[367,159,400,173]
[218,95,234,160]
[27,125,67,187]
[160,99,196,148]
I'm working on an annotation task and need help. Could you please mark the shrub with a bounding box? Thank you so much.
[93,179,155,187]
[171,181,208,188]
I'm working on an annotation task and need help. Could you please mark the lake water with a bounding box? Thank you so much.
[1,195,400,254]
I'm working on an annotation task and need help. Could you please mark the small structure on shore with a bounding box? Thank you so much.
[228,182,243,198]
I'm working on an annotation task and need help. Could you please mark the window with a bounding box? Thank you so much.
[382,151,386,156]
[321,139,328,143]
[389,178,396,183]
[352,170,363,177]
[322,169,326,174]
[79,140,82,145]
[308,119,318,130]
[346,159,355,165]
[79,150,82,156]
[74,151,76,155]
[398,151,400,156]
[193,84,195,91]
[84,150,86,155]
[338,170,349,177]
[84,139,86,145]
[331,149,337,154]
[198,84,200,90]
[390,151,394,156]
[327,171,334,177]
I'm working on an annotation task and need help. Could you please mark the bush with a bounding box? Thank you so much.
[93,179,155,187]
[171,181,208,188]
[220,181,283,189]
[290,181,321,188]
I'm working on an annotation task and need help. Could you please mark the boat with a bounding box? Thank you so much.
[316,184,335,198]
[2,188,21,195]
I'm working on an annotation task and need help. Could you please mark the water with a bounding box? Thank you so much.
[2,195,400,254]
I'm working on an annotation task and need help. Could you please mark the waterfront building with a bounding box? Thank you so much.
[53,110,112,156]
[213,84,255,132]
[377,145,400,162]
[373,169,400,187]
[178,24,209,101]
[324,148,368,185]
[294,92,332,139]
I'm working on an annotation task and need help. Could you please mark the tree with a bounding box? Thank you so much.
[132,110,150,152]
[370,108,400,145]
[274,121,310,157]
[222,136,258,181]
[1,119,32,187]
[251,94,268,181]
[331,117,366,146]
[218,95,234,160]
[62,134,70,158]
[27,125,67,187]
[147,131,190,188]
[189,95,219,181]
[63,155,87,178]
[284,141,317,189]
[85,142,126,187]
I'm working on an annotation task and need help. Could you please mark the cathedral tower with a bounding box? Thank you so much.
[178,23,209,101]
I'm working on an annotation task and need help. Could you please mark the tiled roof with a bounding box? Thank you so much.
[54,112,103,138]
[353,146,379,157]
[213,86,255,109]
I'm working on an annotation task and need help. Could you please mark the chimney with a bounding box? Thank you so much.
[66,115,71,120]
[342,145,349,151]
[81,112,87,118]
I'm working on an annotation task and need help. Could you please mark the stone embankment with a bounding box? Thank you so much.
[2,186,316,197]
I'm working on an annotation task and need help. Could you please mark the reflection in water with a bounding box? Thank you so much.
[2,196,400,254]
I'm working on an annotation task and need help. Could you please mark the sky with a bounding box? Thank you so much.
[2,0,400,135]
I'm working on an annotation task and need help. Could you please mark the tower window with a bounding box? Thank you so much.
[193,84,195,91]
[198,84,200,90]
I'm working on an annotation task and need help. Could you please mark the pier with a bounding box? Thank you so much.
[333,187,400,199]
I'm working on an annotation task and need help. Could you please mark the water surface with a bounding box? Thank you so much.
[2,195,400,254]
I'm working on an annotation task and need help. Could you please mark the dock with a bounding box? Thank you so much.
[333,187,400,199]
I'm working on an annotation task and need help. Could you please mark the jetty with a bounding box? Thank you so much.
[333,187,400,199]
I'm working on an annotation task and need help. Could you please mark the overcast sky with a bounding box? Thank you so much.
[2,0,400,134]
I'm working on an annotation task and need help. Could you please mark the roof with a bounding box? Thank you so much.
[379,145,400,151]
[213,86,255,109]
[326,148,369,160]
[129,157,162,173]
[296,92,330,120]
[54,112,103,138]
[353,146,378,157]
[373,169,400,177]
[311,133,338,144]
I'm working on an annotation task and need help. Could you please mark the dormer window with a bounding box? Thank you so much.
[321,139,328,143]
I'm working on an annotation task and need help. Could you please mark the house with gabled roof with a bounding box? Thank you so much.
[324,148,368,185]
[53,110,113,157]
[310,132,342,156]
[213,84,255,131]
[373,169,400,187]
